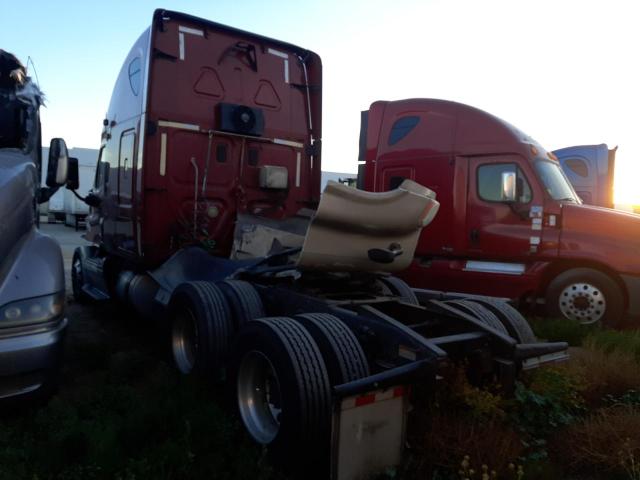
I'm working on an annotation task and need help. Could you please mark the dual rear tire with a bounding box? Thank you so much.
[168,282,368,469]
[445,298,537,344]
[229,314,368,471]
[168,280,266,375]
[169,282,233,375]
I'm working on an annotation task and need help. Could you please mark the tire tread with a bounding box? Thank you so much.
[219,280,265,326]
[171,281,233,373]
[255,317,331,437]
[295,313,369,385]
[446,299,509,335]
[474,298,537,343]
[378,276,420,305]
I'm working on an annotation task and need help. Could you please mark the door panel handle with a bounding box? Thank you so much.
[470,229,479,243]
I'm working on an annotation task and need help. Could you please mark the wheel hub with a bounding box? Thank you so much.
[558,282,605,324]
[237,350,282,444]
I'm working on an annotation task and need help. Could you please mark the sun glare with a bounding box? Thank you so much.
[613,154,640,208]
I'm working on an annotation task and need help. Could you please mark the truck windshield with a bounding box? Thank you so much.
[534,160,580,203]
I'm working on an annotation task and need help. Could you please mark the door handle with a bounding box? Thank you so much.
[470,229,479,243]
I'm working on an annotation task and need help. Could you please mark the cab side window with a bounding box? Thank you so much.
[565,158,589,178]
[388,116,420,146]
[478,163,532,203]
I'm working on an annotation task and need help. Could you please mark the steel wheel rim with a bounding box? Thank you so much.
[237,350,282,444]
[172,308,199,374]
[559,282,606,324]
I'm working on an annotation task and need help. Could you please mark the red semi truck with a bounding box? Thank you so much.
[71,10,566,477]
[359,99,639,327]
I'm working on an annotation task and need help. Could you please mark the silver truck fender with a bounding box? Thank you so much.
[0,227,65,307]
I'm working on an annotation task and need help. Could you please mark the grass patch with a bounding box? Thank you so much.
[415,412,524,478]
[557,347,640,407]
[585,329,640,362]
[552,406,640,477]
[402,369,524,479]
[0,351,277,480]
[5,300,640,480]
[529,316,598,346]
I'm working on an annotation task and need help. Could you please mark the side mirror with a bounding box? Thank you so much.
[66,157,79,190]
[501,171,517,202]
[46,138,69,187]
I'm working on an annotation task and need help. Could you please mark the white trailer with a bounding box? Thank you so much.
[42,147,97,227]
[321,171,357,191]
[41,147,66,222]
[46,188,65,222]
[63,149,97,229]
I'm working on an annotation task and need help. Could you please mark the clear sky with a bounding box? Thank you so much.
[3,0,639,203]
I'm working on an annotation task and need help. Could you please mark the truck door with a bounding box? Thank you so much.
[466,156,539,261]
[117,129,136,252]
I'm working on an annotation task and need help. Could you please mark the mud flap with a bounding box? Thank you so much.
[330,385,407,480]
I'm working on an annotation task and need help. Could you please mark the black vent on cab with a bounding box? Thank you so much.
[217,103,264,136]
[216,144,227,163]
[248,148,259,166]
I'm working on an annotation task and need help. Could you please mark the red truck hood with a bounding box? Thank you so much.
[560,203,640,273]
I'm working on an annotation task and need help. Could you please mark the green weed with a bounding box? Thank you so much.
[585,329,640,361]
[510,368,585,462]
[528,316,597,346]
[0,353,277,480]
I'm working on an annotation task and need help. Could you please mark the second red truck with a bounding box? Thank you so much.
[359,98,640,327]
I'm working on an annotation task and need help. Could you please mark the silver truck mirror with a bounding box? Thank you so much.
[46,138,69,187]
[501,171,517,202]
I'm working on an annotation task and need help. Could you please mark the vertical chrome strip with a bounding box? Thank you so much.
[179,32,185,60]
[160,133,167,176]
[268,48,290,84]
[295,152,301,187]
[178,26,204,61]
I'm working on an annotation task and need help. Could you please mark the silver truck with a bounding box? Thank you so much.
[0,50,73,401]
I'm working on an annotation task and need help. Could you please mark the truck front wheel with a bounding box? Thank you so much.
[545,268,623,327]
[71,251,90,304]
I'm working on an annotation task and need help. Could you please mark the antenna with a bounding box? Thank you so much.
[26,56,41,87]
